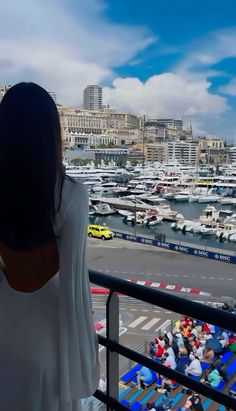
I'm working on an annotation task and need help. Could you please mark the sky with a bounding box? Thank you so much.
[1,0,236,140]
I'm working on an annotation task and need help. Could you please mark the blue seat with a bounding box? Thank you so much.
[178,357,188,365]
[121,399,129,407]
[214,380,225,391]
[201,362,210,372]
[220,351,233,365]
[229,381,236,395]
[130,401,142,411]
[120,364,142,384]
[155,376,162,387]
[226,358,236,378]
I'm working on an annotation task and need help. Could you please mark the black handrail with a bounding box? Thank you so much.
[89,270,236,332]
[89,270,236,410]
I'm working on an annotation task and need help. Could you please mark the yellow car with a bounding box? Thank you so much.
[88,224,113,240]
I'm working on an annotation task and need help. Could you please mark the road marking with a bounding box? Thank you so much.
[155,319,171,332]
[128,316,147,328]
[130,308,137,311]
[227,278,233,281]
[142,309,149,312]
[154,310,161,313]
[209,277,215,279]
[141,318,160,330]
[200,276,206,279]
[165,311,172,314]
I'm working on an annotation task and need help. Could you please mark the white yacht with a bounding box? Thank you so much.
[216,224,236,240]
[174,191,190,202]
[92,203,116,216]
[199,224,218,236]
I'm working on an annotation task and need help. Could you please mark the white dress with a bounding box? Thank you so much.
[0,179,100,411]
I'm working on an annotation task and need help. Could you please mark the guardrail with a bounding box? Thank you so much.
[89,269,236,411]
[113,230,236,264]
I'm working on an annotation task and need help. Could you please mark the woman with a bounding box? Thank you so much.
[0,83,100,410]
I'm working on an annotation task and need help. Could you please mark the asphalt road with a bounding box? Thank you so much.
[87,237,236,300]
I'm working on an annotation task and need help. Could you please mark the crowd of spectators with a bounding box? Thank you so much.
[141,315,236,409]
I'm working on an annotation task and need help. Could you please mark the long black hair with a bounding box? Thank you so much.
[0,82,65,250]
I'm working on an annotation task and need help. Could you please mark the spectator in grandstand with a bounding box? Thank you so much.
[227,333,236,345]
[154,340,165,358]
[163,331,173,347]
[98,375,106,392]
[201,364,221,388]
[148,341,156,358]
[183,392,203,411]
[171,336,179,357]
[202,331,213,341]
[218,330,229,348]
[164,343,175,359]
[201,347,214,362]
[162,352,176,369]
[184,336,195,355]
[156,336,165,348]
[185,354,202,377]
[178,343,188,358]
[176,332,184,347]
[215,358,229,383]
[194,340,205,360]
[137,366,152,389]
[146,403,157,411]
[202,322,211,333]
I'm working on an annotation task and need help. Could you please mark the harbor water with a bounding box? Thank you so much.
[89,201,236,251]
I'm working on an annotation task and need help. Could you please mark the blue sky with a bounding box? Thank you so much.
[1,0,236,140]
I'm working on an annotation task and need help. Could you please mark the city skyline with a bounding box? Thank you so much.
[0,1,236,140]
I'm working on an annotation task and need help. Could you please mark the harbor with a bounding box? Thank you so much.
[64,160,236,251]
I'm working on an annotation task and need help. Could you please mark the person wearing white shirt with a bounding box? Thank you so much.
[185,355,202,376]
[163,352,176,369]
[165,345,175,359]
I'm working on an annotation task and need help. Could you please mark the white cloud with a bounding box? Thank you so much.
[0,0,153,105]
[103,72,227,118]
[178,27,236,72]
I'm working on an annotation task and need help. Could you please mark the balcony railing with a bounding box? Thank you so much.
[89,269,236,411]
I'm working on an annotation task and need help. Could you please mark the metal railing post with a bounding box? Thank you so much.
[106,291,119,411]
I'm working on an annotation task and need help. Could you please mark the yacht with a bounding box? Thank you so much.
[199,224,218,236]
[92,203,116,216]
[174,191,190,202]
[216,224,236,240]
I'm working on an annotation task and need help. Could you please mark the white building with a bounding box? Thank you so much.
[0,84,12,102]
[144,120,166,142]
[146,141,198,165]
[156,118,183,131]
[83,85,103,110]
[64,132,117,149]
[58,107,140,139]
[167,141,198,165]
[229,147,236,163]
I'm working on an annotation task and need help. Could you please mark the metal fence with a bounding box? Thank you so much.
[89,269,236,411]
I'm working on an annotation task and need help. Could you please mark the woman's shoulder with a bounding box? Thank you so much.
[54,177,88,231]
[60,177,88,208]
